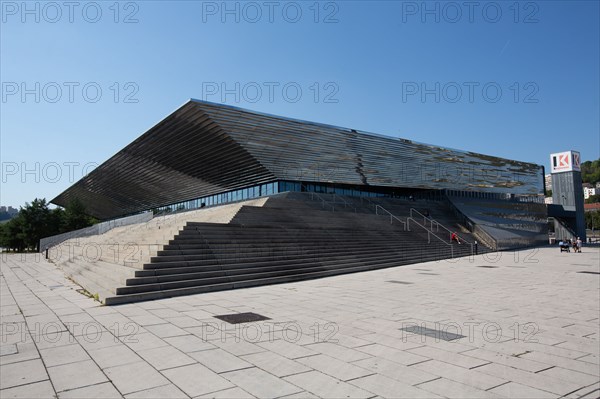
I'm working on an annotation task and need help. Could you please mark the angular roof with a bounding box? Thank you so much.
[52,100,544,219]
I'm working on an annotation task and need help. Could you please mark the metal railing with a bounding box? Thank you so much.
[298,190,467,259]
[307,191,336,211]
[442,195,498,251]
[406,216,458,258]
[410,208,473,246]
[375,205,407,230]
[39,211,154,252]
[332,194,357,213]
[300,184,358,213]
[360,196,376,207]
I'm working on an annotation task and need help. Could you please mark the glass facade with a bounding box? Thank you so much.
[443,189,544,203]
[279,181,389,198]
[154,182,278,215]
[152,180,543,216]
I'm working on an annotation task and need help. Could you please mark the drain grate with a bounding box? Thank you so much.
[418,272,439,276]
[399,325,466,341]
[214,312,271,324]
[387,280,413,284]
[577,271,600,275]
[477,266,498,269]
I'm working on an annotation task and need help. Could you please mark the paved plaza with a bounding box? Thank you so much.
[1,246,599,398]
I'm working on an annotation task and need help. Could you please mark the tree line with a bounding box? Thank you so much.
[0,198,97,252]
[581,159,600,186]
[585,210,600,231]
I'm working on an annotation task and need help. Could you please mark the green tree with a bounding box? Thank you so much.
[581,160,600,185]
[63,198,94,231]
[0,197,99,252]
[585,211,600,230]
[585,194,600,204]
[0,213,27,252]
[19,198,55,251]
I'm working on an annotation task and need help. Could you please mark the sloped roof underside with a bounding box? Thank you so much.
[52,100,543,219]
[52,102,276,219]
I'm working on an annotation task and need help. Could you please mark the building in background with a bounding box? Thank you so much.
[583,183,596,199]
[584,203,600,212]
[545,174,553,192]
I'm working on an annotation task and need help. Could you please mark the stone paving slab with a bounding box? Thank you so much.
[1,247,599,398]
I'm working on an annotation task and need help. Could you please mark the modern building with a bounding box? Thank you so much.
[46,100,551,304]
[52,99,545,220]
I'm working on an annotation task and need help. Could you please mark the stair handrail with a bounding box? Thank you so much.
[471,224,498,251]
[332,194,357,213]
[406,216,462,258]
[309,192,336,212]
[410,208,473,246]
[442,194,498,251]
[360,196,377,209]
[298,184,336,212]
[375,205,407,230]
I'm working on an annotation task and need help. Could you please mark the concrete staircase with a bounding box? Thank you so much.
[104,193,479,305]
[52,198,268,302]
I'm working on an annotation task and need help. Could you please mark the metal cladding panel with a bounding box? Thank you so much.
[52,102,276,219]
[52,100,543,219]
[551,171,586,240]
[193,100,544,194]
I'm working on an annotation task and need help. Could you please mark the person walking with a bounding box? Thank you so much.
[576,237,582,253]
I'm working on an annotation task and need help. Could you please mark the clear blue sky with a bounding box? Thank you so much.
[1,0,599,208]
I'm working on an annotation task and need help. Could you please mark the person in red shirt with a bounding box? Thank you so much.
[450,232,461,244]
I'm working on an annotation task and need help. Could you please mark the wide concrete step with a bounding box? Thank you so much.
[60,258,139,297]
[66,268,117,301]
[160,240,418,255]
[129,251,446,285]
[105,255,460,305]
[148,244,455,266]
[113,261,401,298]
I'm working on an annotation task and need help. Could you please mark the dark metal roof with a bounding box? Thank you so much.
[52,100,544,219]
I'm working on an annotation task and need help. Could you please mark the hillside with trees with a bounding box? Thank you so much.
[581,159,600,186]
